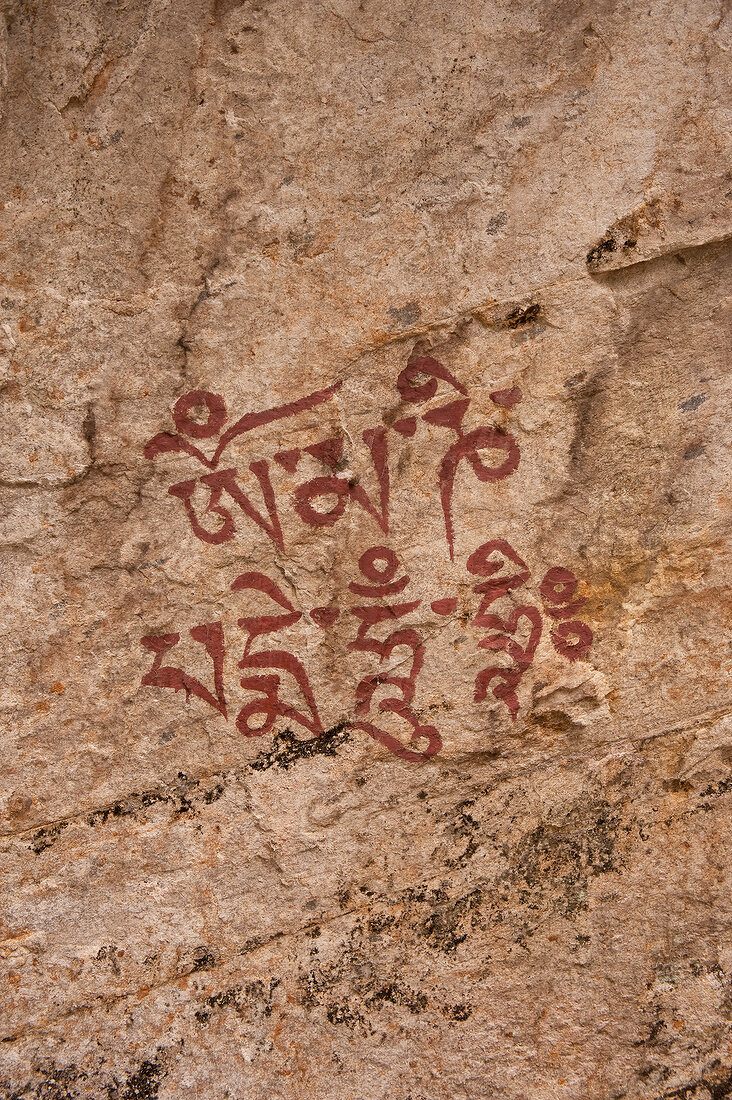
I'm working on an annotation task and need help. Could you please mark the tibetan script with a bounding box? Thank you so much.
[141,354,593,761]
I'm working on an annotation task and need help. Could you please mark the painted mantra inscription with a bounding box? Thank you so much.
[141,355,593,762]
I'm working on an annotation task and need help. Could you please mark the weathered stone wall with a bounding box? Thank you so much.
[1,2,730,1097]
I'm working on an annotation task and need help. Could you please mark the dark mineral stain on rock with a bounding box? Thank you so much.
[511,802,619,899]
[388,301,422,326]
[504,302,541,328]
[486,211,508,234]
[679,393,708,411]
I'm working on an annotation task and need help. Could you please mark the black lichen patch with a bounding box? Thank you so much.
[84,771,224,830]
[300,925,433,1034]
[249,722,350,772]
[246,977,280,1009]
[587,198,662,269]
[301,962,341,1009]
[366,982,428,1014]
[633,1008,666,1048]
[188,947,217,973]
[5,1062,86,1100]
[96,944,121,975]
[444,799,481,868]
[202,781,224,803]
[107,1059,163,1100]
[194,979,280,1025]
[195,987,239,1024]
[356,802,622,953]
[3,1057,171,1100]
[336,885,352,908]
[29,821,67,855]
[419,888,483,954]
[27,723,354,851]
[586,234,618,267]
[693,776,732,812]
[403,883,449,907]
[442,1003,473,1021]
[299,897,479,1033]
[367,913,395,935]
[326,1001,366,1029]
[660,1060,732,1100]
[480,300,542,331]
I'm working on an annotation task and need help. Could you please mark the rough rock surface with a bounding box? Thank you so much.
[1,2,731,1098]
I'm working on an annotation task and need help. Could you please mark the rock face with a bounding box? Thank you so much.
[1,2,730,1098]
